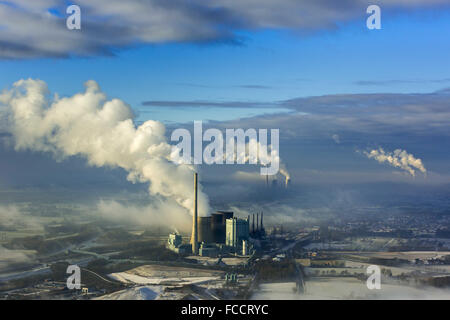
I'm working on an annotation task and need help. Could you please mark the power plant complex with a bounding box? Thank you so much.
[167,172,265,257]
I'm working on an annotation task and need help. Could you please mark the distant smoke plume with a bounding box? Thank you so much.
[279,165,291,181]
[363,148,427,177]
[0,79,210,218]
[332,134,340,144]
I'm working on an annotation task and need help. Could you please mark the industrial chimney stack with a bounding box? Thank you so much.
[261,212,264,231]
[191,172,199,255]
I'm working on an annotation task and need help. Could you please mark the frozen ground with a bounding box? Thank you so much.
[102,264,227,300]
[301,277,450,300]
[95,285,164,300]
[109,271,220,285]
[250,278,450,300]
[250,282,299,300]
[108,264,223,286]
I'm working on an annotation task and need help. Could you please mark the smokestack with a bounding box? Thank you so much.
[256,212,259,231]
[252,214,255,233]
[191,172,199,255]
[261,212,264,230]
[266,174,269,187]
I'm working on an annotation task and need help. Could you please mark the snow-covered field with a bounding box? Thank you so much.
[250,278,450,300]
[250,282,299,300]
[98,264,224,299]
[301,277,450,300]
[109,271,220,285]
[95,285,164,300]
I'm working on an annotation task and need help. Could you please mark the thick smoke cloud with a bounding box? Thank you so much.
[363,148,427,177]
[0,79,210,218]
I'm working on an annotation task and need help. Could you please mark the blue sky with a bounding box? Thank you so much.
[1,5,450,123]
[0,1,449,197]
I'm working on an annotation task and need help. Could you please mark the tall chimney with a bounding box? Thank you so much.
[261,212,264,230]
[252,214,255,233]
[256,212,259,231]
[191,172,199,255]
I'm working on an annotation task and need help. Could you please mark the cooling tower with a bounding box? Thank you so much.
[198,216,213,243]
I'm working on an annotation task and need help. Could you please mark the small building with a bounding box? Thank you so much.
[167,232,191,254]
[168,233,183,247]
[199,242,218,257]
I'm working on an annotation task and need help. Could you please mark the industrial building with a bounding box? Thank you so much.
[211,211,233,243]
[225,217,249,248]
[198,242,218,257]
[198,216,213,243]
[195,211,235,248]
[167,232,191,254]
[168,172,259,257]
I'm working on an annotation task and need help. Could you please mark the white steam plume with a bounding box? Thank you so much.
[0,79,209,217]
[226,137,289,179]
[332,134,340,144]
[279,165,290,181]
[363,147,427,177]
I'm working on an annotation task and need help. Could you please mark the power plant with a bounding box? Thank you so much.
[169,172,268,257]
